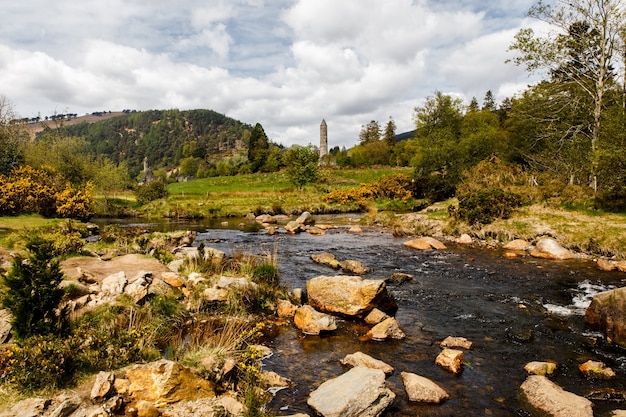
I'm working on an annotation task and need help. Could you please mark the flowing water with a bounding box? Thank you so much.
[95,217,626,416]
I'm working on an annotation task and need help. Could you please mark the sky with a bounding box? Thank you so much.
[0,0,542,148]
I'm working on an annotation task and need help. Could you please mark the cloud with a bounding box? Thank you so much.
[0,0,538,148]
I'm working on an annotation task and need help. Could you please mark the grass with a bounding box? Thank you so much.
[0,215,64,248]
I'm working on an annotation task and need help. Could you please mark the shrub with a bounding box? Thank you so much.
[452,188,522,225]
[1,233,69,341]
[135,181,168,205]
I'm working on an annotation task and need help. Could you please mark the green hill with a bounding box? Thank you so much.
[40,109,252,178]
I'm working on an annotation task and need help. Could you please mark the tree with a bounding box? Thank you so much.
[283,145,319,189]
[1,233,69,341]
[359,120,381,144]
[383,117,397,148]
[247,123,270,173]
[509,0,626,186]
[0,96,27,175]
[482,90,497,112]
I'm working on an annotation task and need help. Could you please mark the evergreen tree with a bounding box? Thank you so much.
[482,90,497,112]
[247,123,269,172]
[383,117,397,148]
[359,120,381,144]
[1,233,69,341]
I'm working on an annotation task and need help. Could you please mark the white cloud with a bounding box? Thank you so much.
[0,0,540,148]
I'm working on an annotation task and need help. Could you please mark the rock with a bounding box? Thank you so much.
[129,400,160,417]
[49,394,81,417]
[202,288,229,302]
[340,259,370,275]
[260,370,291,388]
[311,253,341,269]
[307,367,395,417]
[579,360,616,379]
[366,317,406,341]
[403,237,446,251]
[400,372,449,403]
[285,220,305,233]
[524,361,557,376]
[364,308,389,325]
[618,261,626,272]
[294,305,337,335]
[340,352,394,375]
[307,227,326,236]
[161,272,186,288]
[349,225,363,234]
[218,395,246,416]
[296,211,315,225]
[440,336,473,350]
[386,273,413,285]
[101,271,127,297]
[503,239,532,251]
[435,348,464,374]
[187,272,207,287]
[612,411,626,417]
[307,275,397,317]
[3,398,50,417]
[291,288,304,305]
[277,299,298,318]
[124,276,150,304]
[0,309,12,344]
[91,371,115,401]
[597,259,618,271]
[585,286,626,348]
[256,214,276,224]
[519,375,593,417]
[456,234,473,245]
[217,276,256,290]
[125,359,216,407]
[530,238,575,260]
[167,259,185,273]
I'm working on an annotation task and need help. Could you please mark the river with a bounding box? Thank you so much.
[95,217,626,416]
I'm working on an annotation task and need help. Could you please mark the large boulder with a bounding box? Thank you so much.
[403,237,447,251]
[311,253,341,269]
[530,238,575,260]
[585,286,626,348]
[307,367,395,417]
[519,375,593,417]
[307,275,397,317]
[294,305,337,335]
[125,359,216,407]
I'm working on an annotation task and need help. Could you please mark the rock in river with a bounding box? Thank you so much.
[306,275,397,318]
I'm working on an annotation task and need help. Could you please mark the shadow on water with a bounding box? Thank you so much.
[94,217,626,416]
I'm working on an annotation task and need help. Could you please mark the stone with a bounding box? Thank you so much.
[349,225,363,234]
[612,411,626,417]
[400,372,449,403]
[440,336,473,350]
[340,259,369,275]
[260,370,291,388]
[187,272,207,287]
[307,227,326,236]
[101,271,127,297]
[503,239,532,251]
[277,299,297,318]
[161,272,186,288]
[307,275,397,317]
[530,238,575,260]
[435,348,464,374]
[519,375,593,417]
[310,253,341,269]
[0,309,12,344]
[585,286,626,348]
[617,261,626,272]
[307,367,395,417]
[130,400,160,417]
[597,259,618,271]
[125,359,216,408]
[49,394,81,417]
[524,361,557,376]
[366,317,406,341]
[291,288,304,305]
[217,276,256,290]
[202,288,229,302]
[456,234,473,244]
[386,273,413,285]
[256,214,276,224]
[285,221,305,233]
[91,371,115,401]
[403,237,446,250]
[364,308,389,325]
[218,395,246,416]
[4,398,50,417]
[341,352,394,375]
[296,211,315,225]
[124,276,149,304]
[294,305,337,335]
[579,360,616,379]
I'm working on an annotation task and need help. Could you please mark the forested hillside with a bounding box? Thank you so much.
[44,109,252,178]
